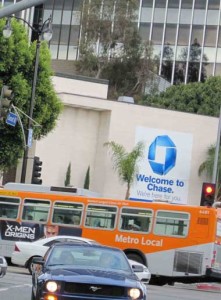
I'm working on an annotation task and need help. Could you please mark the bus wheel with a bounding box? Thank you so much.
[150,277,166,286]
[126,253,144,265]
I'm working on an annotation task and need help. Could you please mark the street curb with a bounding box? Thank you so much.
[196,283,221,292]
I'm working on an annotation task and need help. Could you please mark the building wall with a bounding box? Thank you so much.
[35,75,218,206]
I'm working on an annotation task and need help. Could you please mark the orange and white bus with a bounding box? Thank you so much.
[0,182,220,285]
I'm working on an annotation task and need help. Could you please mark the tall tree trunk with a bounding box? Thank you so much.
[125,184,130,199]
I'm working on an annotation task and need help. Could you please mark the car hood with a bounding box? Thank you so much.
[42,267,140,287]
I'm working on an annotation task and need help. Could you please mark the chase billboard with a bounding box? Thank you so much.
[130,127,193,204]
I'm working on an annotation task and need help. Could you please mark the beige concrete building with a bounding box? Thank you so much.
[34,74,218,206]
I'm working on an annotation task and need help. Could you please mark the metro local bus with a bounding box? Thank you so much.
[0,182,220,285]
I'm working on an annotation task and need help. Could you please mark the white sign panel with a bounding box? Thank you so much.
[130,127,193,204]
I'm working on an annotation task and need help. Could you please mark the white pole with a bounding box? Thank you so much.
[212,106,221,184]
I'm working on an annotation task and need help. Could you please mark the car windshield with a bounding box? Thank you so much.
[47,245,132,272]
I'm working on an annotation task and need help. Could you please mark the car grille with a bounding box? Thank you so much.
[64,282,126,297]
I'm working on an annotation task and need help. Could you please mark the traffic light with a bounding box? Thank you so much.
[200,182,216,207]
[31,156,43,185]
[0,85,13,118]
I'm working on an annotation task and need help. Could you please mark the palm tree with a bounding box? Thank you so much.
[104,141,145,199]
[64,162,71,187]
[198,144,221,200]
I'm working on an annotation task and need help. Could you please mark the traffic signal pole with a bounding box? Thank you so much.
[0,0,47,19]
[20,38,41,183]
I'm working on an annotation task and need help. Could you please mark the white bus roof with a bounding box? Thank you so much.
[4,183,100,197]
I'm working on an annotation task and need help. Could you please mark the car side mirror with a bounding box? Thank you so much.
[32,257,45,265]
[132,264,143,273]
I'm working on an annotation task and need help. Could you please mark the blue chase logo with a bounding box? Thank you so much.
[148,135,177,175]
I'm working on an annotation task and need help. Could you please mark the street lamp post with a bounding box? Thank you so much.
[3,16,53,183]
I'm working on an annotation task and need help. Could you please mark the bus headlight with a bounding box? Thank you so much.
[46,281,58,293]
[128,288,141,299]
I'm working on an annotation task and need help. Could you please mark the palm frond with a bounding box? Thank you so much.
[104,140,145,193]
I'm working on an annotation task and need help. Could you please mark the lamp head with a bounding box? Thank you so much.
[3,18,12,39]
[42,16,53,42]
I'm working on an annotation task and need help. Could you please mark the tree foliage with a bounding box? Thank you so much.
[104,141,145,199]
[198,145,221,200]
[75,0,156,100]
[140,76,221,117]
[0,18,63,171]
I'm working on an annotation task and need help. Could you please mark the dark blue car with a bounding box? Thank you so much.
[31,243,147,300]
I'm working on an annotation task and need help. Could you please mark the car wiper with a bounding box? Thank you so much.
[47,264,66,266]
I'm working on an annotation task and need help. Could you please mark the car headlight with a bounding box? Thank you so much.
[128,288,141,299]
[46,281,58,293]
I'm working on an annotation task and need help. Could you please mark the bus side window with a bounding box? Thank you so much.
[154,211,189,237]
[119,207,152,233]
[52,201,83,226]
[22,199,50,222]
[0,197,20,220]
[85,205,117,229]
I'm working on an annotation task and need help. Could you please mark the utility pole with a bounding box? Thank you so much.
[0,0,47,19]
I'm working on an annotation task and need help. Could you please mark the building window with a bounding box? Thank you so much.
[204,26,217,47]
[155,0,167,8]
[73,0,82,10]
[53,0,64,10]
[152,23,164,44]
[203,47,216,62]
[60,25,71,45]
[181,0,194,9]
[215,62,221,75]
[139,23,151,41]
[168,0,180,8]
[202,63,213,78]
[64,0,75,10]
[140,7,153,22]
[164,24,177,45]
[50,24,61,45]
[142,0,153,7]
[208,0,221,10]
[174,61,186,84]
[44,0,54,10]
[177,25,190,46]
[69,25,80,46]
[162,45,174,82]
[191,25,203,45]
[194,0,207,9]
[187,62,200,83]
